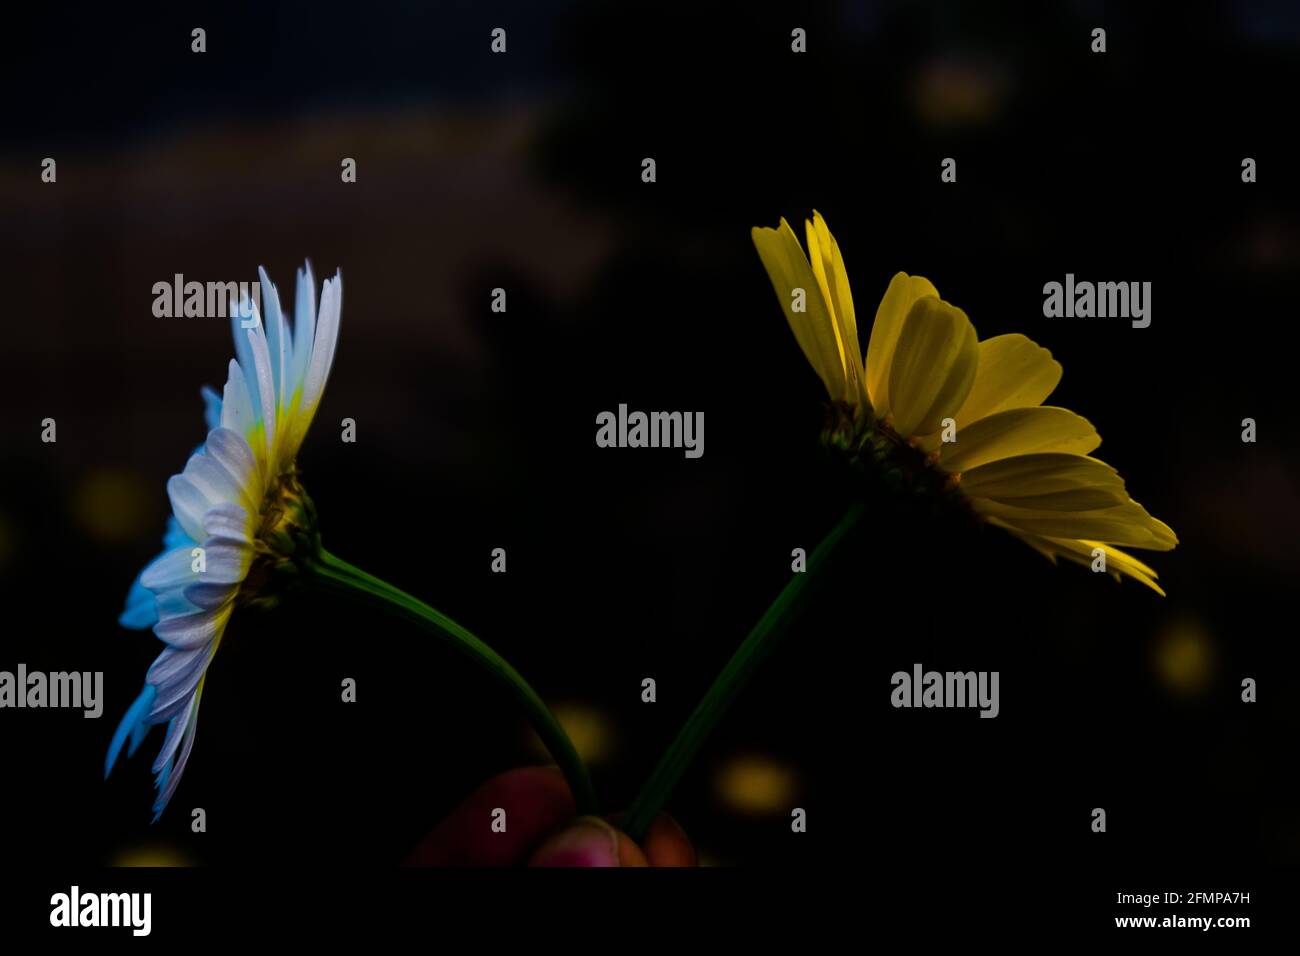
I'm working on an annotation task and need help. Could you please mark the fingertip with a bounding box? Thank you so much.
[405,766,576,866]
[641,812,697,867]
[529,817,626,868]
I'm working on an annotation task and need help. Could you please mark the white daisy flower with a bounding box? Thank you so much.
[107,263,341,819]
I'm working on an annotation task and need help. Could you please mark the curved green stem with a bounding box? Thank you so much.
[304,547,599,817]
[620,501,866,841]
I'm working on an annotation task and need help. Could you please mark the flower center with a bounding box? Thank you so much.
[237,470,320,609]
[821,401,974,521]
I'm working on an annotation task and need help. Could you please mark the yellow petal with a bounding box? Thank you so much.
[752,220,845,398]
[973,498,1177,550]
[1075,538,1160,579]
[992,523,1166,596]
[864,272,939,415]
[987,487,1128,511]
[886,296,979,437]
[955,334,1062,424]
[961,453,1177,549]
[938,406,1101,473]
[806,212,864,403]
[959,453,1124,500]
[1101,552,1163,593]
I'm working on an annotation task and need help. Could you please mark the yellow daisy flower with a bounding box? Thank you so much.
[752,211,1177,595]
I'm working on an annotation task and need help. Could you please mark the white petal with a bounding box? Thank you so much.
[300,272,341,427]
[198,537,252,585]
[184,582,239,609]
[230,297,265,418]
[246,324,278,463]
[147,642,216,720]
[203,429,259,507]
[153,693,199,774]
[181,452,245,510]
[290,261,317,404]
[153,607,228,652]
[219,360,265,486]
[155,585,201,622]
[166,476,209,542]
[140,546,201,591]
[155,696,203,813]
[258,266,290,415]
[201,500,253,544]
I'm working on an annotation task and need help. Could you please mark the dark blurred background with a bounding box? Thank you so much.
[0,0,1297,875]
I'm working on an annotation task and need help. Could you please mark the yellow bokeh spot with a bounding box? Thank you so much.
[109,844,194,867]
[1153,617,1215,697]
[714,755,799,816]
[911,56,1009,129]
[72,468,152,544]
[527,702,614,766]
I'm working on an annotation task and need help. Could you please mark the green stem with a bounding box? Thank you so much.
[620,501,866,841]
[304,547,599,817]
